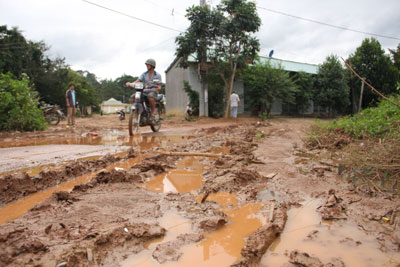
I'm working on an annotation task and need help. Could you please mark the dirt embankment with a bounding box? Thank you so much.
[0,117,399,266]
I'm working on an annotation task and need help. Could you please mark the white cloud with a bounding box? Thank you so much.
[1,0,399,82]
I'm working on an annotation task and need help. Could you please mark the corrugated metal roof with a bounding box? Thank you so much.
[259,56,319,74]
[166,56,319,74]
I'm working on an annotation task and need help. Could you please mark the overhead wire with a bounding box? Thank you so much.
[81,0,184,33]
[256,5,400,41]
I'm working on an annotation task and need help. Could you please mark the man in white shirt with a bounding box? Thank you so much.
[230,91,240,118]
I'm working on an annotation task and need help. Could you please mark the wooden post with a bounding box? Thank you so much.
[358,79,365,113]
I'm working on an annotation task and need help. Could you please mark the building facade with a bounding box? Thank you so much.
[165,56,319,116]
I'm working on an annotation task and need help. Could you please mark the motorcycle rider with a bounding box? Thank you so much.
[126,59,162,121]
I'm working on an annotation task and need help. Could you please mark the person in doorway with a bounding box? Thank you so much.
[126,59,162,121]
[65,83,76,126]
[230,91,240,118]
[185,103,193,121]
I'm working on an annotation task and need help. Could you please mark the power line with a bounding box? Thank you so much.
[257,5,400,41]
[81,0,183,33]
[136,36,177,55]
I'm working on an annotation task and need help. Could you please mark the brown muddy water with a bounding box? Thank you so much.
[0,155,146,225]
[261,199,400,267]
[141,157,206,193]
[1,131,398,266]
[0,133,191,224]
[0,134,190,176]
[122,192,265,267]
[0,133,190,149]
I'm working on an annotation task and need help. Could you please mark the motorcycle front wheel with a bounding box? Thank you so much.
[45,112,61,125]
[129,109,140,136]
[150,108,161,132]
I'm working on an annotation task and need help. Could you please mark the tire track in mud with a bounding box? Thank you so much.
[1,118,398,266]
[0,121,288,266]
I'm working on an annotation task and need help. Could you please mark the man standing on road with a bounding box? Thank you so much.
[230,91,240,118]
[65,83,76,126]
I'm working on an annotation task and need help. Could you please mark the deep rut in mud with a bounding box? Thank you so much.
[0,118,399,266]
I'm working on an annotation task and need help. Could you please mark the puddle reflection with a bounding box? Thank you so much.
[0,133,190,149]
[142,157,205,194]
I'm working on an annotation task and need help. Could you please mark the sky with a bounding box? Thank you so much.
[1,0,399,82]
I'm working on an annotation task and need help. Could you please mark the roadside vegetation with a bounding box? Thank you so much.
[306,96,400,195]
[0,73,46,131]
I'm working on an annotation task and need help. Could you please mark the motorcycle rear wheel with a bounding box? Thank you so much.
[150,108,161,132]
[129,109,140,136]
[45,112,60,125]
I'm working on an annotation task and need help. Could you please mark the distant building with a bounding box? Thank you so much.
[100,98,129,114]
[165,56,319,116]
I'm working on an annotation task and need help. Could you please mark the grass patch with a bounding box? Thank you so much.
[306,96,400,195]
[328,96,400,139]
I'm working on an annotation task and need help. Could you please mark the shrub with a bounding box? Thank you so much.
[0,73,46,131]
[328,96,400,139]
[183,81,199,116]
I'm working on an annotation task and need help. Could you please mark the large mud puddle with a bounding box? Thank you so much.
[1,122,399,266]
[261,199,400,266]
[142,157,206,193]
[123,193,265,266]
[0,132,189,148]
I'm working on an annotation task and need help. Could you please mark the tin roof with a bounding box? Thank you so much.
[259,56,319,74]
[166,56,319,74]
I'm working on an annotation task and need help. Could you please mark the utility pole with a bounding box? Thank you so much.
[199,0,208,117]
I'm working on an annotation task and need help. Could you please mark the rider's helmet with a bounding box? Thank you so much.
[145,58,156,68]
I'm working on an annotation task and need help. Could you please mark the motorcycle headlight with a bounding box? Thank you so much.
[135,92,141,100]
[134,83,144,89]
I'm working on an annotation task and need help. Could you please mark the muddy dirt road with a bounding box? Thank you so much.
[0,115,399,266]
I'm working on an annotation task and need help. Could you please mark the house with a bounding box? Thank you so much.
[100,98,129,114]
[165,56,319,116]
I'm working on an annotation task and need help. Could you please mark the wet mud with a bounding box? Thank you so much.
[0,153,122,206]
[0,117,399,266]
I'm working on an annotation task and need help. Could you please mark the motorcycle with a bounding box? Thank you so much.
[128,80,164,135]
[117,109,125,120]
[41,104,63,125]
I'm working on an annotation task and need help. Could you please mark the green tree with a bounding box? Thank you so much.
[176,0,261,117]
[66,69,98,108]
[205,73,225,118]
[115,74,137,103]
[0,25,74,108]
[389,44,400,91]
[292,71,315,114]
[0,25,31,77]
[347,38,399,111]
[99,79,121,102]
[98,74,137,103]
[314,55,350,116]
[0,73,46,131]
[243,60,298,117]
[389,43,400,70]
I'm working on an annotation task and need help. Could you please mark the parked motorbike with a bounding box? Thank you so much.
[117,109,125,120]
[41,104,63,125]
[128,80,164,135]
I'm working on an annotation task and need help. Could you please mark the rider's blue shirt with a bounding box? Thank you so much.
[139,71,162,89]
